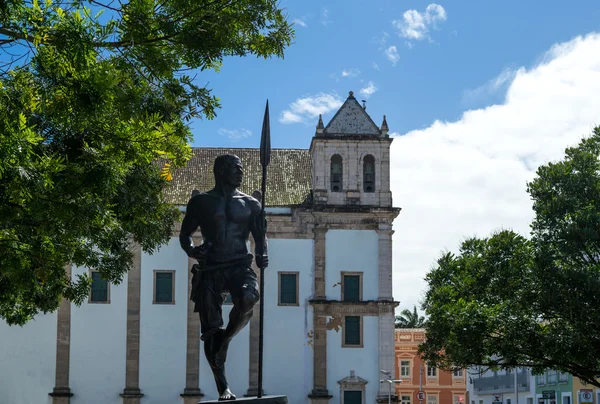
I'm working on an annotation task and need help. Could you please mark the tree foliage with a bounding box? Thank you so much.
[0,0,293,325]
[420,127,600,387]
[395,305,426,328]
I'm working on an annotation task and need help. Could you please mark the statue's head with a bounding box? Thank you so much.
[214,154,243,188]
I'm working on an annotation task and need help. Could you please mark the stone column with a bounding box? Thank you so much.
[309,227,331,403]
[377,225,394,300]
[377,224,397,400]
[181,245,204,404]
[378,307,396,400]
[49,264,74,404]
[246,239,262,397]
[121,243,144,404]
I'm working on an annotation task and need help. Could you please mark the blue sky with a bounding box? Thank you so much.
[190,0,600,149]
[192,1,600,310]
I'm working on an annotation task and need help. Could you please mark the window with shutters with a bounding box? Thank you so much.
[343,316,362,347]
[428,394,438,404]
[342,272,362,302]
[343,390,362,404]
[427,365,437,377]
[363,154,375,192]
[89,270,110,303]
[331,154,343,192]
[153,270,175,304]
[401,395,412,404]
[278,272,299,306]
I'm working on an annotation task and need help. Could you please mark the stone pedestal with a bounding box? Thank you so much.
[199,395,287,404]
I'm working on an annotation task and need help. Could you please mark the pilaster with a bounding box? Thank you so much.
[377,225,394,300]
[49,264,74,404]
[121,242,144,404]
[181,239,204,404]
[309,226,332,403]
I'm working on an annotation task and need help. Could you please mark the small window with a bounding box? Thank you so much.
[507,399,511,404]
[343,316,361,346]
[400,360,411,377]
[453,369,464,377]
[344,390,362,404]
[536,374,545,385]
[331,154,343,192]
[154,270,175,304]
[342,273,361,302]
[547,370,557,384]
[363,154,375,193]
[427,366,437,377]
[402,395,412,404]
[278,272,299,306]
[558,372,568,383]
[428,394,438,404]
[90,271,109,303]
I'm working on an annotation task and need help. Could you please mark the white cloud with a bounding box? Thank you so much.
[372,62,380,71]
[393,3,447,41]
[341,68,360,78]
[390,33,600,312]
[292,18,307,28]
[462,67,518,104]
[279,93,343,124]
[384,46,400,66]
[359,81,378,98]
[321,7,332,26]
[218,128,252,142]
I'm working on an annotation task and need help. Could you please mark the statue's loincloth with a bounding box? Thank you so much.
[190,254,259,340]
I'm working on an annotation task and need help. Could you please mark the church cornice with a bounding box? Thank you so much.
[309,299,399,315]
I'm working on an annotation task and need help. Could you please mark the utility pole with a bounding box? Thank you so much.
[514,368,519,404]
[420,364,423,404]
[381,370,402,404]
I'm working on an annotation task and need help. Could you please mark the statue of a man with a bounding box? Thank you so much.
[179,154,268,400]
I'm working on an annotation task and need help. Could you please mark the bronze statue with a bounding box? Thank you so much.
[179,154,268,401]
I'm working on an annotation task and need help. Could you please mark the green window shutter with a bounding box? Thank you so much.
[345,316,361,345]
[343,275,360,302]
[155,272,173,303]
[91,271,108,302]
[280,274,297,304]
[344,390,362,404]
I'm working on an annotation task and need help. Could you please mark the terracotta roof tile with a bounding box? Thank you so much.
[164,148,312,206]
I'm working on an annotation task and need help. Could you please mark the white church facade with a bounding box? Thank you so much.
[0,91,400,404]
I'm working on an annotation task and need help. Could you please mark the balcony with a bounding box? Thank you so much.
[473,371,530,394]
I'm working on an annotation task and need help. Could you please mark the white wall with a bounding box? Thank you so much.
[70,265,127,404]
[326,315,379,402]
[0,313,57,404]
[325,229,379,300]
[139,237,188,403]
[263,238,314,404]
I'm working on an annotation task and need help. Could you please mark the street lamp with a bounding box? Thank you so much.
[380,369,403,404]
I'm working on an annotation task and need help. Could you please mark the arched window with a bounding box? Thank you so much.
[330,154,343,192]
[363,155,375,193]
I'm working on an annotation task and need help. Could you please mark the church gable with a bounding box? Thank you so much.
[323,91,381,136]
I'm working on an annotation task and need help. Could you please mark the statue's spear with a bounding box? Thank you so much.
[257,100,270,398]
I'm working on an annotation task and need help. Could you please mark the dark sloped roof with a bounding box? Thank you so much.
[164,148,312,206]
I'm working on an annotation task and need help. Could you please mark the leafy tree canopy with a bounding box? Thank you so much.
[0,0,293,325]
[420,127,600,387]
[395,305,426,328]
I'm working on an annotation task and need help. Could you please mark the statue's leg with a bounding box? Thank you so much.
[196,270,231,397]
[222,266,259,344]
